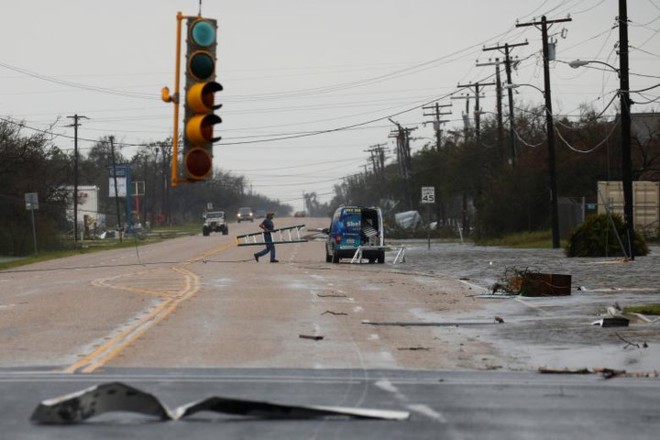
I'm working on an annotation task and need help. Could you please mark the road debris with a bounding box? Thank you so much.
[591,317,630,327]
[317,293,348,298]
[615,333,649,349]
[31,382,410,424]
[494,316,504,323]
[362,320,500,327]
[538,367,659,379]
[321,310,348,316]
[397,346,430,351]
[299,334,324,341]
[538,367,592,375]
[492,267,571,297]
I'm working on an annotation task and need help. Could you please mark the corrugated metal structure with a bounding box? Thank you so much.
[597,181,660,237]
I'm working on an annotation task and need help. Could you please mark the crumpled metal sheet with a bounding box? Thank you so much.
[30,382,172,424]
[31,382,410,424]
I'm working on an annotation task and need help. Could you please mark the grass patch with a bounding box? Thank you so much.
[623,304,660,315]
[0,225,199,271]
[476,230,563,249]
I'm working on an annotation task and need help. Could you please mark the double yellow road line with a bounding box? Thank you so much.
[63,242,235,373]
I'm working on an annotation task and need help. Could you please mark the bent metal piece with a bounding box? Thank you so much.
[173,396,410,421]
[31,382,410,424]
[30,382,172,424]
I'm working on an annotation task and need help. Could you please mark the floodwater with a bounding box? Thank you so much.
[385,241,660,372]
[390,241,660,293]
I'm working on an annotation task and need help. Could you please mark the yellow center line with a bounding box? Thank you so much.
[62,242,237,373]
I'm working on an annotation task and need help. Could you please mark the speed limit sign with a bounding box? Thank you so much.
[421,186,435,204]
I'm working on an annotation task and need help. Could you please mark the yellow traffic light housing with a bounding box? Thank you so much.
[183,16,222,181]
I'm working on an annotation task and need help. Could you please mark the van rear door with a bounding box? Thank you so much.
[333,207,362,249]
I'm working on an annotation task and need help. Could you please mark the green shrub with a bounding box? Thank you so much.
[565,213,648,257]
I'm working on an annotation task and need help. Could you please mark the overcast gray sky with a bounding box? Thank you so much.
[1,0,659,211]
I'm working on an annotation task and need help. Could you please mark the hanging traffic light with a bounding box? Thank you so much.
[183,17,222,181]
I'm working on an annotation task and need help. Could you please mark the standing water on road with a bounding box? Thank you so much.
[386,241,660,371]
[390,241,660,293]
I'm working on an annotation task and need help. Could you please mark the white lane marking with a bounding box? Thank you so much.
[407,403,448,423]
[375,379,403,397]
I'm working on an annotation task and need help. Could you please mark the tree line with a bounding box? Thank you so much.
[2,105,658,256]
[327,105,660,239]
[0,121,291,256]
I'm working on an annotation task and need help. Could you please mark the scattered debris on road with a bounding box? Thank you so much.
[321,310,348,316]
[31,382,410,424]
[317,293,347,298]
[397,346,430,351]
[538,367,592,375]
[592,317,630,327]
[299,334,324,341]
[538,367,659,379]
[491,267,571,297]
[362,320,500,327]
[615,333,649,349]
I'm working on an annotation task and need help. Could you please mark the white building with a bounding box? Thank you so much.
[64,185,106,233]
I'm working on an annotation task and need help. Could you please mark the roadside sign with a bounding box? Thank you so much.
[421,186,435,204]
[25,192,39,210]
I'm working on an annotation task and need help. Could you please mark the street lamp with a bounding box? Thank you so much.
[568,59,620,77]
[569,58,635,260]
[505,82,561,249]
[503,82,545,95]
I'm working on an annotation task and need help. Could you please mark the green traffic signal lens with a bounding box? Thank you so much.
[189,52,215,80]
[191,20,216,47]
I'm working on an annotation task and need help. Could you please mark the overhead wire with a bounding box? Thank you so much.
[555,120,620,153]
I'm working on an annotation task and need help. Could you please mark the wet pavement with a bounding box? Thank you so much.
[387,241,660,372]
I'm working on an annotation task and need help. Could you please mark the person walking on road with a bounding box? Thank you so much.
[254,212,278,263]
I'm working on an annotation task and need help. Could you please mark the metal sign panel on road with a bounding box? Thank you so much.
[421,186,435,204]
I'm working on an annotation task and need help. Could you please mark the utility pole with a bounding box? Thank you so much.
[66,114,89,245]
[422,102,452,151]
[517,15,571,249]
[456,81,496,148]
[476,58,506,161]
[365,143,387,177]
[483,41,529,165]
[389,119,417,209]
[109,136,123,243]
[619,0,635,260]
[451,94,472,141]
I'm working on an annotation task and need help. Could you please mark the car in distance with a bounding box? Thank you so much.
[324,205,385,264]
[202,211,228,236]
[236,207,254,223]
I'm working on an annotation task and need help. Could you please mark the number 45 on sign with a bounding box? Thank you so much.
[421,186,435,204]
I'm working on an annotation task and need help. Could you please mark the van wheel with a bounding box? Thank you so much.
[377,252,385,264]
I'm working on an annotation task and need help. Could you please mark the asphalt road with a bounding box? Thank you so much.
[2,368,660,439]
[1,217,477,373]
[2,220,660,438]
